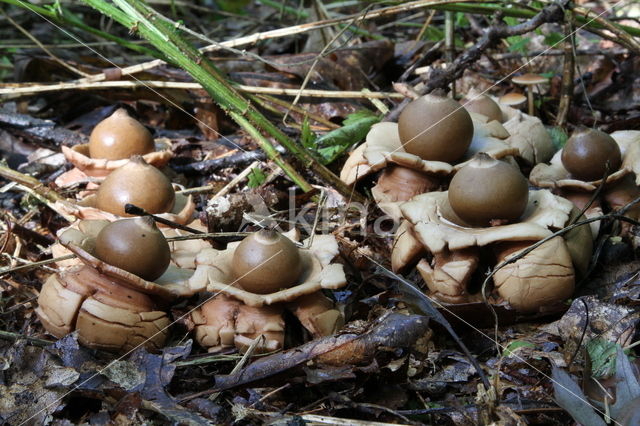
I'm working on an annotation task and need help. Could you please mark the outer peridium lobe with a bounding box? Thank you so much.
[416,247,483,304]
[36,266,170,352]
[492,237,575,313]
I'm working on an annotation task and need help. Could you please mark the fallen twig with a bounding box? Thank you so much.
[0,254,74,275]
[373,261,491,390]
[0,109,87,147]
[173,149,279,174]
[211,312,431,392]
[0,80,403,99]
[0,330,52,347]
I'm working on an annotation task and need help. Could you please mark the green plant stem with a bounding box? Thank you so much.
[83,0,365,200]
[0,330,52,347]
[0,0,160,58]
[83,0,312,192]
[134,1,318,192]
[229,111,310,187]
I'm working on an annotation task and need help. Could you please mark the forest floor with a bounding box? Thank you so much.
[0,1,639,425]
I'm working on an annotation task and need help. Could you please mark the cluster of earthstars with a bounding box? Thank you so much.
[39,108,347,353]
[340,85,640,313]
[37,85,640,353]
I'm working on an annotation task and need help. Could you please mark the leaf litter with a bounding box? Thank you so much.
[0,1,639,424]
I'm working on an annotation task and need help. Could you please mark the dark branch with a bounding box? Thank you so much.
[385,1,568,121]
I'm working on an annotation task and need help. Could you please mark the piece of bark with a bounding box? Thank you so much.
[212,313,430,391]
[0,109,87,147]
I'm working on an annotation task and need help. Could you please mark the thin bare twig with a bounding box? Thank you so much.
[573,5,640,54]
[386,1,568,120]
[209,161,261,202]
[0,330,52,347]
[0,254,75,275]
[0,80,403,99]
[555,13,575,127]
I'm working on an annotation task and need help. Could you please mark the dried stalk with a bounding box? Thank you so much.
[0,165,65,203]
[0,81,402,100]
[2,9,91,77]
[248,94,340,130]
[0,254,75,275]
[556,13,575,127]
[0,330,52,347]
[572,6,640,53]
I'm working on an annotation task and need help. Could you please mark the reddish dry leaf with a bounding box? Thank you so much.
[266,40,393,91]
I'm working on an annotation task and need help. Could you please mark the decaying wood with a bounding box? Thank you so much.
[0,109,87,147]
[211,313,430,391]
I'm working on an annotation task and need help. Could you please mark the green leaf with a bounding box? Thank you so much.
[423,26,444,41]
[506,36,531,54]
[247,167,267,188]
[547,126,568,150]
[300,116,316,150]
[587,339,620,378]
[503,16,520,26]
[317,145,345,162]
[313,110,380,164]
[215,0,250,13]
[455,12,469,27]
[503,340,535,357]
[544,32,564,47]
[342,109,379,126]
[0,56,12,81]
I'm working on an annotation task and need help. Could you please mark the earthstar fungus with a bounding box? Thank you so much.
[94,156,176,217]
[467,88,554,165]
[93,217,171,282]
[392,189,592,313]
[56,108,172,185]
[561,128,622,182]
[340,94,519,220]
[53,157,195,225]
[398,94,474,163]
[448,153,529,227]
[530,129,640,238]
[462,93,503,123]
[38,218,212,352]
[192,229,347,353]
[88,108,154,160]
